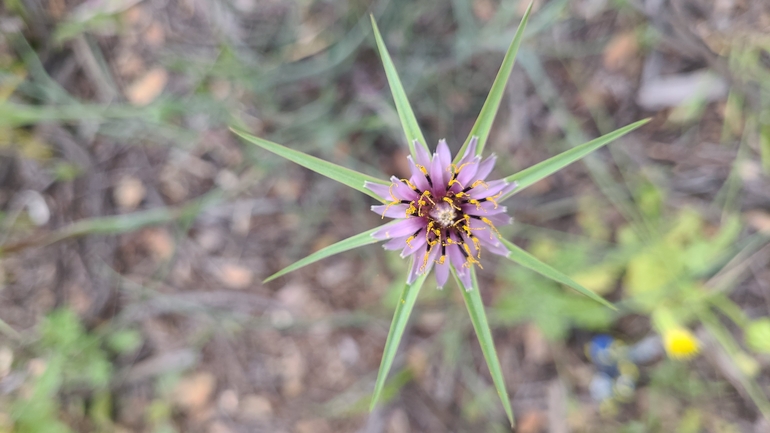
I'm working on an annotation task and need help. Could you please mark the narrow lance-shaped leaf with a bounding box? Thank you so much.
[370,270,429,411]
[501,118,650,200]
[500,237,616,310]
[231,128,389,203]
[455,267,515,427]
[264,225,385,282]
[370,16,430,158]
[455,1,534,162]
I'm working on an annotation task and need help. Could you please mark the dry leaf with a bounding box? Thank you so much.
[173,372,216,411]
[603,31,638,71]
[125,67,167,106]
[215,263,254,289]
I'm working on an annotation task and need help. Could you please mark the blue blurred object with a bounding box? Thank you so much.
[586,334,655,405]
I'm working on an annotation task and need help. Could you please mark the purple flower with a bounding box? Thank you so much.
[365,137,517,290]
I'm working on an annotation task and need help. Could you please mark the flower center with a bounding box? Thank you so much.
[429,202,456,228]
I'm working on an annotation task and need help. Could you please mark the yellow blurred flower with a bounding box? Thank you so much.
[663,327,700,360]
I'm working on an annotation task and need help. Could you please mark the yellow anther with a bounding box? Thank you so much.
[416,164,429,176]
[481,217,502,237]
[468,199,484,210]
[437,255,446,265]
[461,243,482,269]
[405,202,417,216]
[400,178,418,191]
[442,196,462,211]
[447,178,463,188]
[420,191,435,205]
[405,235,416,248]
[485,191,503,209]
[471,237,482,259]
[470,180,488,190]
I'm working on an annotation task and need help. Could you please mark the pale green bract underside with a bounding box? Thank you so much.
[231,1,654,426]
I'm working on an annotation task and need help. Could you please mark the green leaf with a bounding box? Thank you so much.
[455,1,534,162]
[370,270,429,411]
[265,225,383,282]
[455,267,514,427]
[502,119,650,199]
[500,238,616,310]
[370,16,430,157]
[231,128,389,202]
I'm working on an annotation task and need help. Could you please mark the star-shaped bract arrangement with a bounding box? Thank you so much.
[232,2,648,426]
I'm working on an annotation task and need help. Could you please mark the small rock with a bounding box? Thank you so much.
[602,31,638,71]
[172,372,216,411]
[215,263,254,290]
[338,336,360,366]
[114,176,146,210]
[295,419,330,433]
[208,420,234,433]
[217,389,239,415]
[386,408,410,433]
[239,394,273,421]
[142,228,175,260]
[125,67,168,106]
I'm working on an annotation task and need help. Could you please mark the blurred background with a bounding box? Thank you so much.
[1,0,770,432]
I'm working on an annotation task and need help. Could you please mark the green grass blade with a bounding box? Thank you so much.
[370,270,429,411]
[370,16,430,157]
[264,225,383,282]
[502,118,650,200]
[231,127,389,202]
[456,267,514,427]
[500,237,616,310]
[455,1,534,162]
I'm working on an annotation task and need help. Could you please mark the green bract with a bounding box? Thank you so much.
[232,2,649,426]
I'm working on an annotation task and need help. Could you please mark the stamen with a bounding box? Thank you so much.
[442,196,462,211]
[416,164,429,176]
[481,217,502,237]
[463,180,489,193]
[468,199,484,210]
[405,229,422,248]
[400,179,418,191]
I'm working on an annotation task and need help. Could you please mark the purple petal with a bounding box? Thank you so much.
[372,217,425,240]
[434,256,450,288]
[436,139,452,172]
[457,269,472,291]
[470,212,512,227]
[414,140,431,167]
[371,204,410,219]
[472,155,497,182]
[498,181,518,200]
[383,236,408,250]
[389,176,419,201]
[462,203,508,216]
[407,244,428,284]
[455,156,481,189]
[473,232,510,257]
[468,180,508,199]
[364,181,391,202]
[447,243,467,272]
[400,232,427,258]
[458,137,478,165]
[407,156,431,192]
[429,153,446,194]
